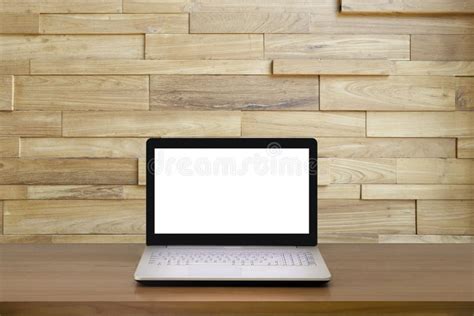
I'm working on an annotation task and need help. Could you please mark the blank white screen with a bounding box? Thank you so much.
[154,148,309,234]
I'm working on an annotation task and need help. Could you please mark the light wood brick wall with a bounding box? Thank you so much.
[1,0,473,244]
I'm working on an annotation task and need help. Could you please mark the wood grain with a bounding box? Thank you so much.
[0,137,19,157]
[0,185,27,199]
[138,158,146,186]
[320,76,455,111]
[52,235,145,243]
[146,34,263,60]
[318,184,360,199]
[367,112,474,137]
[15,76,149,111]
[318,158,331,186]
[0,60,30,75]
[319,233,378,243]
[21,138,147,158]
[411,35,474,61]
[318,138,456,158]
[397,158,474,184]
[31,59,272,75]
[0,35,144,61]
[190,12,310,33]
[311,4,474,34]
[341,0,474,14]
[0,0,39,13]
[0,13,39,33]
[330,158,397,184]
[362,184,474,200]
[319,200,415,234]
[0,235,53,243]
[458,138,474,158]
[265,35,409,60]
[63,111,241,137]
[417,200,474,235]
[392,61,474,76]
[0,75,13,111]
[150,75,318,111]
[3,200,145,234]
[379,234,473,243]
[456,77,474,110]
[273,60,393,76]
[123,0,191,13]
[242,112,365,137]
[39,0,122,13]
[0,158,137,184]
[40,14,188,34]
[27,185,145,199]
[0,111,61,136]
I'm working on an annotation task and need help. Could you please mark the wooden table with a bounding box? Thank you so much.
[0,244,472,315]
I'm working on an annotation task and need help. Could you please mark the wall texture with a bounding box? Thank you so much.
[0,0,473,244]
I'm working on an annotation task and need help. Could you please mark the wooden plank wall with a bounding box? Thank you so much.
[0,0,473,244]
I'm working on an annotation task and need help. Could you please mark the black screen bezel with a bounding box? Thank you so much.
[146,138,317,246]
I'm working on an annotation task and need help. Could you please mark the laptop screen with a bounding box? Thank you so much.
[154,148,310,234]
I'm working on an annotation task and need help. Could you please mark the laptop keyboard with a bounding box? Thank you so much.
[149,250,316,266]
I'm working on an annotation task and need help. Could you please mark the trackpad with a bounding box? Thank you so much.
[187,266,243,277]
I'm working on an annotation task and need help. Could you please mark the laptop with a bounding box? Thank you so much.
[134,138,331,284]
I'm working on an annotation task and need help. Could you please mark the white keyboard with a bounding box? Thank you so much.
[149,250,316,266]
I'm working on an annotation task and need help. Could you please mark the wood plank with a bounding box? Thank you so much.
[397,158,474,184]
[319,233,378,243]
[311,4,474,34]
[15,76,149,111]
[0,201,2,234]
[318,158,331,186]
[367,112,474,137]
[392,61,474,76]
[0,158,137,185]
[242,112,365,137]
[52,235,145,243]
[150,75,318,111]
[318,138,456,158]
[273,60,392,76]
[146,34,263,60]
[138,158,146,186]
[265,35,409,60]
[0,13,39,33]
[39,0,122,13]
[378,234,473,243]
[0,186,27,199]
[31,59,272,75]
[330,158,397,184]
[320,76,455,111]
[190,12,310,33]
[0,60,30,75]
[3,200,145,234]
[191,0,334,13]
[319,200,415,234]
[0,137,19,157]
[0,111,61,136]
[40,14,188,34]
[456,77,474,111]
[458,138,474,158]
[412,35,474,61]
[0,75,13,111]
[124,0,191,13]
[341,0,474,14]
[417,200,474,235]
[0,36,144,61]
[63,111,241,137]
[362,184,474,200]
[318,184,360,199]
[0,235,52,243]
[21,138,147,158]
[27,185,144,199]
[0,0,39,13]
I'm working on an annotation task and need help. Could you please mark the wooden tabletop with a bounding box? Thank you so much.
[0,244,473,315]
